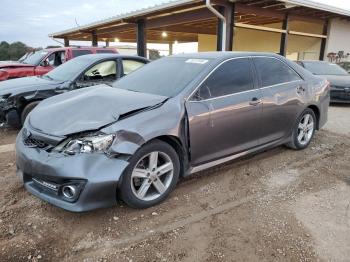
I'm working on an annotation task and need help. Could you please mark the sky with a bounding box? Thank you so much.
[0,0,350,48]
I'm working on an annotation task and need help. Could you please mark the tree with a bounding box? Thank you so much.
[0,41,34,61]
[0,41,10,61]
[8,42,28,60]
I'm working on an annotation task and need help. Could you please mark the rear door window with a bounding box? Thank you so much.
[72,50,93,58]
[195,58,255,100]
[253,57,302,87]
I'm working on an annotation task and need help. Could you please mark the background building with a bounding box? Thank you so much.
[50,0,350,61]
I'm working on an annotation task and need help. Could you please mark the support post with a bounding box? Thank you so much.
[105,40,109,47]
[169,42,173,55]
[137,19,147,57]
[216,6,225,51]
[224,2,235,51]
[92,31,98,47]
[64,37,69,47]
[279,13,289,56]
[319,21,329,61]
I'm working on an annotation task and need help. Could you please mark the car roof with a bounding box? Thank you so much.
[298,60,329,63]
[172,51,283,60]
[43,47,116,52]
[71,54,149,62]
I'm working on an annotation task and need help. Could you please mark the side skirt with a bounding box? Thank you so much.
[188,138,288,175]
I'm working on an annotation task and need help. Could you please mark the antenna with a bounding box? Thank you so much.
[75,18,80,28]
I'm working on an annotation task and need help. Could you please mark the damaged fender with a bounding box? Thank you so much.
[108,130,146,156]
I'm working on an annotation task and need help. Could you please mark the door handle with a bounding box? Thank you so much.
[249,97,261,106]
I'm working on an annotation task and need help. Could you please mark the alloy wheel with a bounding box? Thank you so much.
[131,151,174,201]
[297,113,314,146]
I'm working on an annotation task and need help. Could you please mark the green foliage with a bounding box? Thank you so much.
[0,41,33,61]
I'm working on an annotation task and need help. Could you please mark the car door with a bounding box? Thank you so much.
[253,57,305,144]
[185,57,263,166]
[34,52,55,76]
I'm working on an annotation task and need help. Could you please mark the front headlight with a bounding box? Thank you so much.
[63,134,115,155]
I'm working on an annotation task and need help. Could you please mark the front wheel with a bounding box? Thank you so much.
[21,101,40,126]
[286,108,316,150]
[119,140,180,209]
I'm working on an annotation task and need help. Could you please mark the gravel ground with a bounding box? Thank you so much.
[0,105,349,262]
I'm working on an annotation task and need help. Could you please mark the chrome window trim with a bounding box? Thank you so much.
[187,55,304,103]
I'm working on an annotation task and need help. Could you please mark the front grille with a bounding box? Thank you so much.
[22,132,48,148]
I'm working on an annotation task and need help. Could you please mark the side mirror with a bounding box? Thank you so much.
[40,59,50,67]
[192,85,211,101]
[61,81,75,90]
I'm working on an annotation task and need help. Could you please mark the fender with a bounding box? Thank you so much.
[108,130,145,156]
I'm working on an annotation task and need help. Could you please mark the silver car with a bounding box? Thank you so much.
[16,52,330,212]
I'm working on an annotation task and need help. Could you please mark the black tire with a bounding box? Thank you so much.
[286,108,316,150]
[21,101,40,126]
[119,139,180,209]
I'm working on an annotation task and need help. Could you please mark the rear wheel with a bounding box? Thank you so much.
[286,108,316,150]
[21,101,40,126]
[119,140,180,209]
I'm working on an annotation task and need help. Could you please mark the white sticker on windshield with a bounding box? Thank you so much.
[185,59,209,64]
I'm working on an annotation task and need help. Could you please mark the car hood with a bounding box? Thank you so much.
[0,76,62,96]
[28,85,168,137]
[321,75,350,87]
[0,62,34,69]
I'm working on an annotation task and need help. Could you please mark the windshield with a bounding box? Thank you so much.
[44,56,92,82]
[18,52,33,62]
[303,61,349,76]
[22,50,49,65]
[114,57,212,97]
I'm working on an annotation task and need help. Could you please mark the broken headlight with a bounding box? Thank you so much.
[63,134,115,155]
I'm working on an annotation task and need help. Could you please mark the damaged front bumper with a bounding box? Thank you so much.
[15,129,130,212]
[0,100,20,126]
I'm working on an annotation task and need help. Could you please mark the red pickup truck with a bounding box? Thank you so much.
[0,47,117,81]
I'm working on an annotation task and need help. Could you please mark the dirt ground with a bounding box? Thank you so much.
[0,105,349,262]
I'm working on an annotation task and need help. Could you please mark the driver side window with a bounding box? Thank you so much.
[193,58,254,100]
[83,60,117,81]
[46,51,65,67]
[76,60,117,88]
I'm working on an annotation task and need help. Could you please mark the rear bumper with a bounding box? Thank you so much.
[16,129,130,212]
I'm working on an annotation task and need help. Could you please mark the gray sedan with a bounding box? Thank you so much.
[15,52,330,212]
